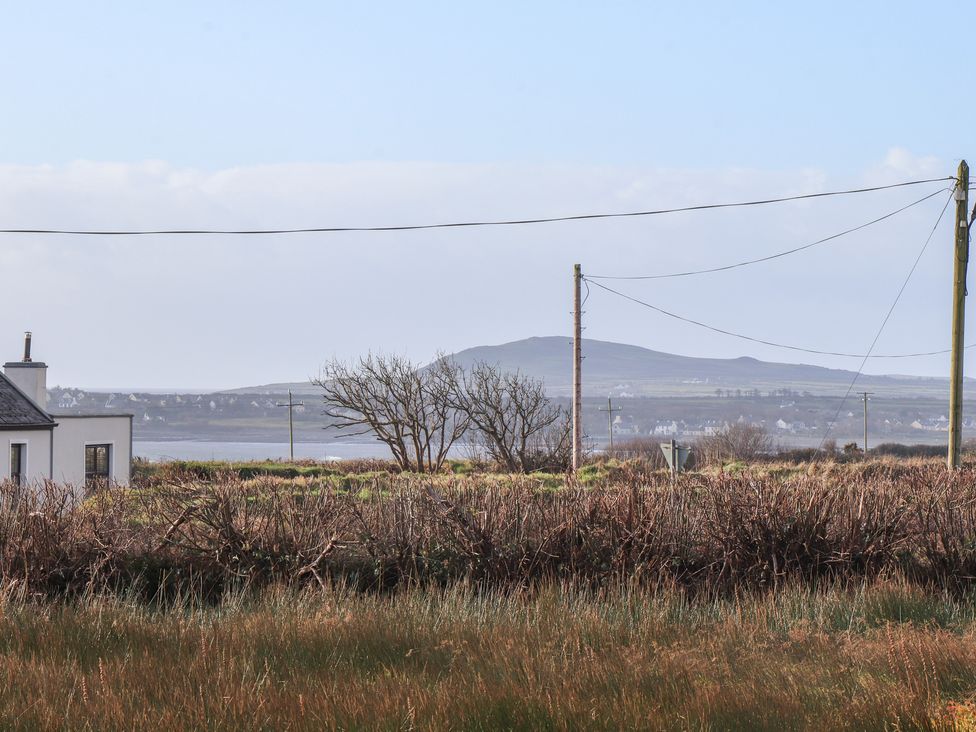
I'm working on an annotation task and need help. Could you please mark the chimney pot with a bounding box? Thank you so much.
[4,333,46,408]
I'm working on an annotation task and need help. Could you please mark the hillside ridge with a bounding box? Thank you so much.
[223,336,957,398]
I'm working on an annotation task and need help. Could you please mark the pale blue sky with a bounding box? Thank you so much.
[1,2,967,170]
[0,2,974,389]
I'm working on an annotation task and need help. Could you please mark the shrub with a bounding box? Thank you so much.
[696,424,772,465]
[3,460,976,597]
[871,443,946,459]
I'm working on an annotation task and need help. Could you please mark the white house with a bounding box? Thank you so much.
[1,333,133,489]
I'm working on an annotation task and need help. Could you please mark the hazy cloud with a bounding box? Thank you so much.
[0,150,962,389]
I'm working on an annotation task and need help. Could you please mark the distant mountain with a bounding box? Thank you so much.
[444,337,953,398]
[225,336,959,399]
[222,381,323,397]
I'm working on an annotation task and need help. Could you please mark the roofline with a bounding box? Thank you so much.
[0,371,55,426]
[50,412,135,418]
[0,423,56,432]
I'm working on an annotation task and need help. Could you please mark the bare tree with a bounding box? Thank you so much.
[450,362,569,472]
[696,423,772,465]
[528,408,574,472]
[608,436,667,468]
[314,354,468,473]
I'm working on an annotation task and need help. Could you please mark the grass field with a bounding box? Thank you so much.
[4,457,976,729]
[3,582,976,730]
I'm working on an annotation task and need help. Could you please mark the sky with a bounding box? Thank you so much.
[0,2,974,389]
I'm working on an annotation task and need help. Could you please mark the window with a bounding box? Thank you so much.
[9,444,24,486]
[85,444,111,486]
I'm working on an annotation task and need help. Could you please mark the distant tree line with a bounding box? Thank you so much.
[314,355,570,473]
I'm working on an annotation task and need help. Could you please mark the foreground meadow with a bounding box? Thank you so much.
[1,457,976,729]
[2,582,976,730]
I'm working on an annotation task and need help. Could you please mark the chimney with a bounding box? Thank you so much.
[4,332,48,409]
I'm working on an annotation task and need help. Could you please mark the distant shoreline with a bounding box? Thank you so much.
[133,439,459,462]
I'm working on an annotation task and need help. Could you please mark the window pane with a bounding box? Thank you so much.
[10,445,23,484]
[85,444,111,484]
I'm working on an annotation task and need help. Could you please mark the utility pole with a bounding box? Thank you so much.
[859,391,873,454]
[949,160,970,469]
[670,438,678,481]
[598,395,622,453]
[572,263,583,471]
[276,390,304,462]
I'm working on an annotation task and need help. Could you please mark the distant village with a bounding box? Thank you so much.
[603,388,975,445]
[52,388,306,422]
[48,384,973,447]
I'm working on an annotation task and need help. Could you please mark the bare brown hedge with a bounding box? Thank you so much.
[3,463,976,599]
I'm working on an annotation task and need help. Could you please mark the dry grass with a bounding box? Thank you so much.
[3,460,976,728]
[0,582,975,729]
[4,459,976,597]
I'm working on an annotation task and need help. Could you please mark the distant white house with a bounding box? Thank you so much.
[1,333,133,489]
[653,421,679,436]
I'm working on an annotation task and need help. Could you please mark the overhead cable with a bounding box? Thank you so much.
[817,190,955,448]
[584,194,958,359]
[584,277,969,359]
[584,188,948,280]
[0,177,954,236]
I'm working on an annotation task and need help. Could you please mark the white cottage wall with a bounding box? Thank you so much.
[51,416,133,488]
[1,429,52,484]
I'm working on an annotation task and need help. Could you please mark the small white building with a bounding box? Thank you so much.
[1,333,133,489]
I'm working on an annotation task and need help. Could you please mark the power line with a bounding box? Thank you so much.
[584,188,948,280]
[0,177,954,237]
[817,190,955,449]
[586,277,971,359]
[584,197,959,358]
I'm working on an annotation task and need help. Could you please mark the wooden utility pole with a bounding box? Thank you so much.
[949,160,970,469]
[599,395,622,453]
[859,391,872,454]
[600,394,623,452]
[276,390,304,462]
[572,263,583,471]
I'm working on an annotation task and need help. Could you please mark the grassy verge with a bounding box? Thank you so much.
[1,582,976,730]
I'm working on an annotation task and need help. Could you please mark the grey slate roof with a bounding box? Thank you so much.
[0,373,55,428]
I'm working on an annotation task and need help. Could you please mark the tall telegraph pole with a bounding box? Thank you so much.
[276,390,304,462]
[949,160,970,469]
[572,264,583,471]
